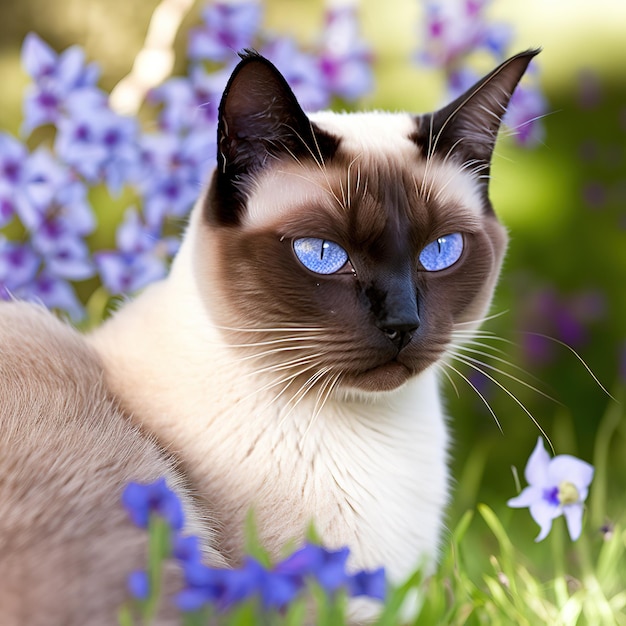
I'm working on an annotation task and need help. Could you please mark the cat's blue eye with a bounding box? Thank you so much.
[419,233,464,271]
[293,237,349,274]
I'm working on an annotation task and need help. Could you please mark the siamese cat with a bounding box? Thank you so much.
[0,49,537,624]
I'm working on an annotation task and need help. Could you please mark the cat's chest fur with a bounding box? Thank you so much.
[90,217,449,582]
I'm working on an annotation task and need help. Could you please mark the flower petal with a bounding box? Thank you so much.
[547,455,594,492]
[529,498,561,542]
[524,437,551,486]
[563,504,584,541]
[507,485,542,508]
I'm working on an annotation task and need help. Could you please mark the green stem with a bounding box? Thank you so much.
[143,515,171,624]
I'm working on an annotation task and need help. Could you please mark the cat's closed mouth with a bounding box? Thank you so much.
[348,359,413,392]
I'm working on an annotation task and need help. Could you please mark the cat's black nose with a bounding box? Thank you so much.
[379,321,419,351]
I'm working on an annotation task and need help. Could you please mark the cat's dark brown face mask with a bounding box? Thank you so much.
[196,50,537,393]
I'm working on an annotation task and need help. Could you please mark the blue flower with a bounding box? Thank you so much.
[0,133,28,227]
[127,569,150,601]
[23,271,85,321]
[21,33,100,134]
[149,66,226,134]
[508,437,594,541]
[261,39,329,112]
[55,90,140,194]
[94,208,176,295]
[504,71,548,147]
[122,478,185,531]
[318,7,373,102]
[0,239,40,299]
[347,568,386,601]
[187,1,262,62]
[274,543,350,595]
[420,0,512,69]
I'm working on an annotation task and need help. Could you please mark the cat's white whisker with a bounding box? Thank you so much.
[453,309,510,326]
[302,372,343,442]
[450,352,554,452]
[214,324,325,334]
[433,362,460,398]
[441,360,503,433]
[519,332,615,400]
[240,353,327,380]
[229,345,319,364]
[278,366,334,429]
[448,347,560,405]
[450,336,512,359]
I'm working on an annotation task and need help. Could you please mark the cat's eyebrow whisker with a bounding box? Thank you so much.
[424,136,467,204]
[283,122,346,213]
[338,177,347,209]
[430,158,489,205]
[276,168,345,208]
[450,352,554,452]
[440,361,502,433]
[448,347,560,405]
[345,154,362,210]
[419,114,436,199]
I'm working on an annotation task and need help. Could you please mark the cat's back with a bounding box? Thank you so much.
[0,301,215,625]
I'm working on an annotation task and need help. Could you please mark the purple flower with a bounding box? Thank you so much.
[127,570,150,601]
[173,534,204,565]
[178,557,267,612]
[522,288,606,365]
[187,1,262,62]
[149,66,227,134]
[122,478,185,531]
[262,38,329,112]
[94,208,176,295]
[318,7,373,101]
[420,0,512,69]
[21,33,100,134]
[16,148,95,237]
[508,437,594,541]
[274,543,350,595]
[138,131,213,228]
[22,271,85,321]
[504,73,548,147]
[55,90,140,194]
[0,239,40,298]
[347,568,386,601]
[0,133,28,227]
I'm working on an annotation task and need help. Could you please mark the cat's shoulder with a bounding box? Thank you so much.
[0,300,104,398]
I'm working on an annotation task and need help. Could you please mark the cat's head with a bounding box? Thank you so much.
[194,50,538,394]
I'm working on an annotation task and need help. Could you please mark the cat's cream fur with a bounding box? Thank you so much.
[0,50,537,624]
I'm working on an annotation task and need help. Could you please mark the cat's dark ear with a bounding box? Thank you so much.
[207,50,339,226]
[414,49,540,170]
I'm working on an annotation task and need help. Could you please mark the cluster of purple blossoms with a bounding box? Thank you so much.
[419,0,547,146]
[0,1,373,319]
[121,478,386,614]
[521,287,606,366]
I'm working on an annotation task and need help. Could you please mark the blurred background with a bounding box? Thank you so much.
[0,0,624,575]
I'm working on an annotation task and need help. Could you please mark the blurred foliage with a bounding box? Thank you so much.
[0,0,624,586]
